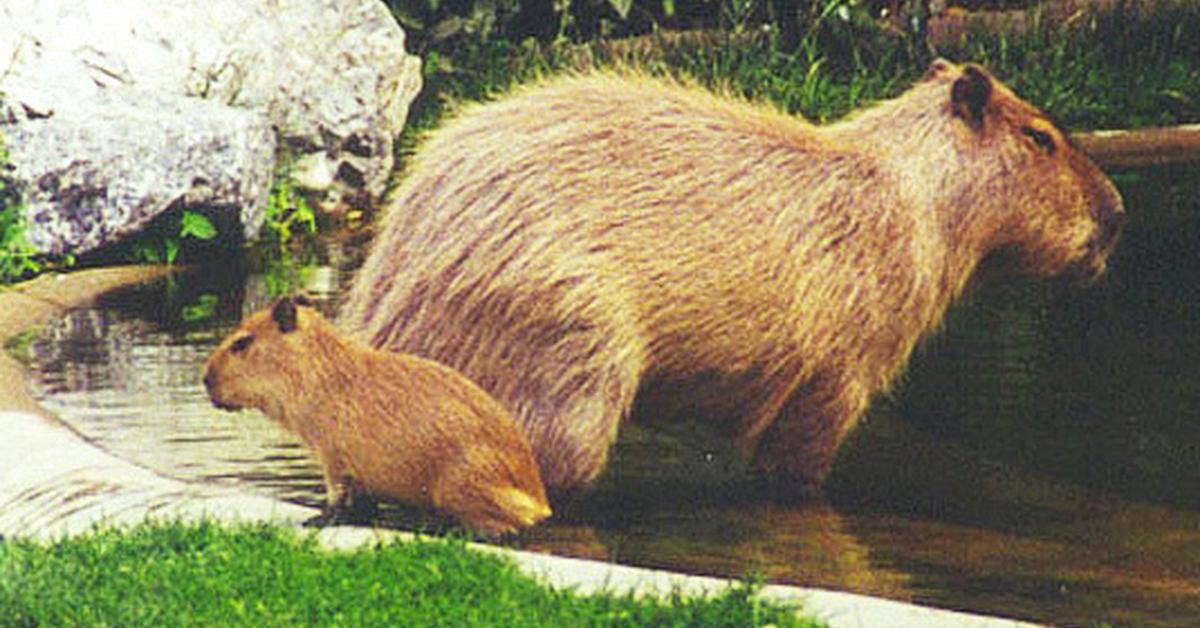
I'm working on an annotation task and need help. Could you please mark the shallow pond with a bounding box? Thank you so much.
[23,167,1200,627]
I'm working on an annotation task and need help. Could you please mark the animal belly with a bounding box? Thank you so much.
[631,369,768,428]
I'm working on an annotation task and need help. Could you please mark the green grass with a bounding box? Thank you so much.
[958,3,1200,129]
[0,520,822,627]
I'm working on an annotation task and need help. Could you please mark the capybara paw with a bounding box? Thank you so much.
[303,502,376,528]
[302,511,333,528]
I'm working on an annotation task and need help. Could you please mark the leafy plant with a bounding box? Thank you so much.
[128,209,219,266]
[388,0,725,48]
[180,293,220,323]
[260,254,315,299]
[262,168,318,253]
[0,133,43,283]
[180,210,218,241]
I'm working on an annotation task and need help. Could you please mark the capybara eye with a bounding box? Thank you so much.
[1021,126,1056,154]
[231,335,254,354]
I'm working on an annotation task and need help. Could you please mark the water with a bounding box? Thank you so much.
[23,168,1200,627]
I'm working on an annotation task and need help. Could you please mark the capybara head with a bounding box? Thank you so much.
[204,296,321,416]
[924,59,1125,280]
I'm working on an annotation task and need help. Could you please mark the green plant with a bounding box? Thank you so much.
[180,293,220,323]
[259,254,316,299]
[958,2,1200,129]
[388,0,731,48]
[0,132,43,283]
[128,209,219,266]
[722,0,760,33]
[262,168,318,253]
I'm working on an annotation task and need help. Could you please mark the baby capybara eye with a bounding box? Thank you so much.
[230,335,254,354]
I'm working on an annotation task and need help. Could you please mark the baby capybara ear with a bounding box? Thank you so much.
[922,57,954,81]
[951,65,992,129]
[271,297,299,334]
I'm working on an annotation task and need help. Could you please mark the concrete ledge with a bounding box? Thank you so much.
[0,410,312,539]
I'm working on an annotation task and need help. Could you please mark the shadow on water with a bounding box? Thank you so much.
[20,166,1200,627]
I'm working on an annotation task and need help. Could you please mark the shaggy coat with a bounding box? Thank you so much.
[205,297,551,535]
[341,59,1125,495]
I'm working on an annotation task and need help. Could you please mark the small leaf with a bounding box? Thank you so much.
[164,238,180,266]
[133,243,161,264]
[607,0,633,19]
[180,211,218,240]
[181,294,219,322]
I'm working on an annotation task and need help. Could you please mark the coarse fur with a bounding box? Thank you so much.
[340,59,1125,496]
[204,297,551,535]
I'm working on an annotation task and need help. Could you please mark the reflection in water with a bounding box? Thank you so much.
[23,169,1200,627]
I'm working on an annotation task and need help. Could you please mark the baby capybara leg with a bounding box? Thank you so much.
[304,474,378,527]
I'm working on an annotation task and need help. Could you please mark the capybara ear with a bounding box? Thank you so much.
[272,297,299,334]
[922,58,954,81]
[951,65,992,129]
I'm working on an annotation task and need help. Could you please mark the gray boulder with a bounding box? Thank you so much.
[0,0,422,256]
[3,89,276,255]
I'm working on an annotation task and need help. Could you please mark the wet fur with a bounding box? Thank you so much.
[341,60,1124,495]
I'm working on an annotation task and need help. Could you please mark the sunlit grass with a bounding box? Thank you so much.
[0,520,822,627]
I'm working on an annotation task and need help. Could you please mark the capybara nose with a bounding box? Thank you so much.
[1094,201,1126,255]
[202,369,216,393]
[1101,206,1126,249]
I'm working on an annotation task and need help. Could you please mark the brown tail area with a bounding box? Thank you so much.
[494,486,552,528]
[434,479,552,536]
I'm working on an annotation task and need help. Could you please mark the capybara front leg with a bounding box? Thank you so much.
[305,463,377,527]
[751,374,868,500]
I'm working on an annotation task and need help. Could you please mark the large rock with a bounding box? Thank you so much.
[0,0,422,256]
[3,89,277,255]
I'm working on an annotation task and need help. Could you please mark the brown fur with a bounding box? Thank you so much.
[340,59,1125,496]
[204,297,551,535]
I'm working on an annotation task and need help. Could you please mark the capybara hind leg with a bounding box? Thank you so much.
[431,468,542,536]
[750,375,868,499]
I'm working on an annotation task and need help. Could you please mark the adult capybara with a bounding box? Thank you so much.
[204,296,551,535]
[341,59,1125,497]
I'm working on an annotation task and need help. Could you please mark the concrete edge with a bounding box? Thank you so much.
[0,267,1043,628]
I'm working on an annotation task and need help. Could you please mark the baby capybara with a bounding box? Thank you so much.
[204,297,551,535]
[341,59,1125,497]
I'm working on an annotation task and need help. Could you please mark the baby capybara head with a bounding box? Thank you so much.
[204,296,321,416]
[927,60,1125,280]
